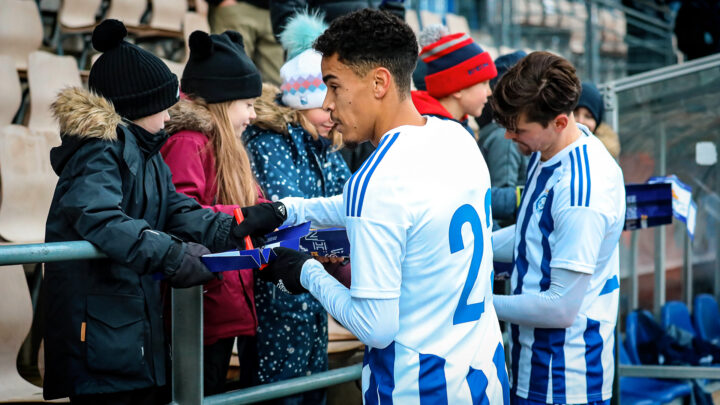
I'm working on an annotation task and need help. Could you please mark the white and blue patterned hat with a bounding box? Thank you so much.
[279,49,327,110]
[278,11,328,110]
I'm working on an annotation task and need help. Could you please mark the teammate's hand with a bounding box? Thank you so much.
[230,202,287,248]
[259,247,312,294]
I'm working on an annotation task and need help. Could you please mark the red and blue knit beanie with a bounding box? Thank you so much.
[420,33,497,99]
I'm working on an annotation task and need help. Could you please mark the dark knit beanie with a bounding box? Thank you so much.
[181,30,262,103]
[490,50,527,89]
[577,82,604,125]
[89,20,179,120]
[420,33,497,99]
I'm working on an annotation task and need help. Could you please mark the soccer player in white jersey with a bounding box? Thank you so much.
[489,52,626,405]
[237,8,510,404]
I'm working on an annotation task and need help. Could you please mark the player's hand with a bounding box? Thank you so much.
[315,256,345,264]
[229,202,287,247]
[259,247,312,295]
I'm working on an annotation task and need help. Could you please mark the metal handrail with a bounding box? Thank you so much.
[203,364,363,405]
[0,241,106,265]
[0,242,363,404]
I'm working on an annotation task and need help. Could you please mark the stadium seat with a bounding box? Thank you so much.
[526,0,543,26]
[0,264,47,402]
[568,1,586,54]
[0,125,56,243]
[182,12,210,63]
[625,309,657,365]
[419,10,443,29]
[0,56,23,126]
[619,343,692,404]
[148,0,186,33]
[54,0,103,67]
[27,51,82,134]
[105,0,148,29]
[661,301,697,336]
[404,9,420,34]
[191,0,208,16]
[0,0,44,72]
[693,294,720,344]
[445,13,470,34]
[512,0,528,25]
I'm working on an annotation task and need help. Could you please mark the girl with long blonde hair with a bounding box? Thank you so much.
[242,12,351,405]
[161,29,265,395]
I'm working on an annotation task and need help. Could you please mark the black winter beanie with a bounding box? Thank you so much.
[89,19,179,120]
[577,82,604,125]
[181,30,262,103]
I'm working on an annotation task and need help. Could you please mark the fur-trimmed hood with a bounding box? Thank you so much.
[250,83,297,136]
[165,98,216,135]
[52,87,123,141]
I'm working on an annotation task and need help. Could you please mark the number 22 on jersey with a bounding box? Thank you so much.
[449,189,492,325]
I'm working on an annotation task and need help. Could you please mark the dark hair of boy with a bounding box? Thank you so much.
[491,51,581,132]
[313,8,418,97]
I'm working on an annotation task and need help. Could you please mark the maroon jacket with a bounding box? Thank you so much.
[162,106,268,344]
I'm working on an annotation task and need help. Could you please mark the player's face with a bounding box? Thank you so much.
[458,81,492,117]
[504,113,562,157]
[573,107,597,132]
[321,53,377,147]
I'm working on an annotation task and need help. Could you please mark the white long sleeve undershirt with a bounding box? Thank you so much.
[492,225,516,263]
[300,259,399,348]
[493,267,591,329]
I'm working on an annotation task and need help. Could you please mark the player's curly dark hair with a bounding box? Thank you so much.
[313,8,418,97]
[491,51,581,132]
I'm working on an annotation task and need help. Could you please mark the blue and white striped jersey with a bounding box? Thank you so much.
[345,116,509,404]
[509,125,625,404]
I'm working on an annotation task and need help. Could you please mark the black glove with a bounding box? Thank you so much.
[230,202,287,248]
[258,247,312,295]
[164,242,218,288]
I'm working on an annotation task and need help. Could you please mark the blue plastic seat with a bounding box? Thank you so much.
[620,337,693,403]
[661,301,697,336]
[625,310,656,365]
[693,294,720,344]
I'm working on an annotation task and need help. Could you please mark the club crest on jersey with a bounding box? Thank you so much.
[535,191,549,212]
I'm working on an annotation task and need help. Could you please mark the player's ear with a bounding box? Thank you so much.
[372,67,392,99]
[553,113,569,132]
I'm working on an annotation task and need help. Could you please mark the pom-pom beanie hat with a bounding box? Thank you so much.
[181,30,262,103]
[89,19,179,120]
[420,33,497,99]
[576,82,604,125]
[278,11,328,110]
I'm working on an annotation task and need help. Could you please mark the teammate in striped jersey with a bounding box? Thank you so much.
[254,9,510,404]
[489,52,626,405]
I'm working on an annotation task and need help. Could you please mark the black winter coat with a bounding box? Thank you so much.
[42,88,234,399]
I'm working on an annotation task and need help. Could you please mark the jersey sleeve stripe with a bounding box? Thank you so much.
[356,132,400,217]
[569,152,576,207]
[599,275,619,296]
[584,318,604,400]
[346,134,391,216]
[575,147,584,207]
[419,353,449,404]
[583,144,591,207]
